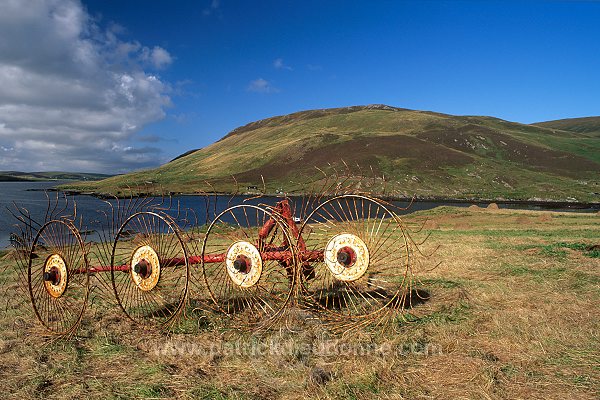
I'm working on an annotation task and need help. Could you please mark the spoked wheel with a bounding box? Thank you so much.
[200,204,295,329]
[298,195,412,330]
[28,220,89,336]
[111,211,189,328]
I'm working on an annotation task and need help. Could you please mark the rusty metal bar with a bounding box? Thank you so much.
[72,249,325,275]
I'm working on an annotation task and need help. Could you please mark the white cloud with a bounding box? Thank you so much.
[203,0,221,16]
[247,78,279,94]
[273,58,292,71]
[140,46,173,69]
[0,0,174,173]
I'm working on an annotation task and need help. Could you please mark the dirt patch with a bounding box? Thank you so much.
[423,219,440,229]
[309,366,332,386]
[468,205,480,210]
[515,216,532,225]
[453,222,472,230]
[538,213,553,222]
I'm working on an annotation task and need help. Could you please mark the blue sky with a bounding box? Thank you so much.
[0,0,599,173]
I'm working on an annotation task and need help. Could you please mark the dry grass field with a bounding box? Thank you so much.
[0,206,598,399]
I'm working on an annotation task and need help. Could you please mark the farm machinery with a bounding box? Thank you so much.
[8,189,426,337]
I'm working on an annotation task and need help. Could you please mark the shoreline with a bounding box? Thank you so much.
[35,187,600,210]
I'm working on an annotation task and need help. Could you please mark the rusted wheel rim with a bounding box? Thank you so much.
[298,194,411,322]
[198,204,295,328]
[28,220,89,335]
[111,211,189,327]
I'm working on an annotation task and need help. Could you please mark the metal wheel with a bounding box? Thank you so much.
[200,204,295,328]
[298,195,412,328]
[111,211,189,327]
[28,220,89,335]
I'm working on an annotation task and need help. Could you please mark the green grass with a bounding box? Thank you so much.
[401,301,471,326]
[533,116,600,136]
[500,263,599,292]
[435,229,600,240]
[418,277,463,288]
[92,338,127,357]
[134,384,174,398]
[328,372,383,399]
[189,387,230,400]
[502,263,566,280]
[515,242,600,259]
[189,386,251,400]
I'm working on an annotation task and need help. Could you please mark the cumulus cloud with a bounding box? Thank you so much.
[141,46,173,69]
[0,0,174,173]
[247,78,279,93]
[273,58,292,71]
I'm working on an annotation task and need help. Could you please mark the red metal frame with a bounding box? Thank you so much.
[72,199,324,276]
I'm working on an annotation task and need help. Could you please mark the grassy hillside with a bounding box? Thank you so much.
[63,105,600,201]
[0,171,112,182]
[533,116,600,136]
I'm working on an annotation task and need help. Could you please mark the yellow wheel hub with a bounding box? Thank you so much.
[44,253,68,298]
[130,245,161,291]
[226,241,262,288]
[324,233,370,282]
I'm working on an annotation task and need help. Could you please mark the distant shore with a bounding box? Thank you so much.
[35,186,600,211]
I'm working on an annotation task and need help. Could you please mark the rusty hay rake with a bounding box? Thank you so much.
[6,187,428,337]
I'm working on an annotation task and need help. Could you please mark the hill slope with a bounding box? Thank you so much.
[64,105,600,201]
[532,116,600,136]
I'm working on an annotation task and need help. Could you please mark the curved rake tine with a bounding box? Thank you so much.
[49,190,60,219]
[408,217,429,235]
[10,203,42,230]
[7,208,33,235]
[186,204,199,227]
[391,195,416,212]
[203,180,219,222]
[72,196,78,221]
[411,230,433,248]
[43,190,51,222]
[227,176,239,208]
[197,191,210,226]
[54,191,71,219]
[417,259,442,274]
